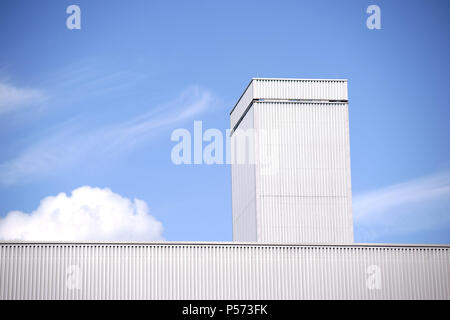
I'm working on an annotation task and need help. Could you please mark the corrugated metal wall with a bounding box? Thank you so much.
[254,101,353,243]
[252,78,348,101]
[230,78,348,131]
[231,107,257,242]
[230,79,353,243]
[1,242,449,300]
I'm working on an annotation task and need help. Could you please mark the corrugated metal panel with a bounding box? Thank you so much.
[231,107,257,241]
[254,101,353,243]
[230,78,348,133]
[1,242,449,300]
[253,78,348,101]
[230,79,353,243]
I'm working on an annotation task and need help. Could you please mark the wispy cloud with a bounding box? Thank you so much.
[41,61,150,103]
[0,82,45,115]
[104,85,214,151]
[353,171,450,242]
[0,63,143,119]
[0,86,216,184]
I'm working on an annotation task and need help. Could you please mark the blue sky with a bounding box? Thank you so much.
[0,0,449,243]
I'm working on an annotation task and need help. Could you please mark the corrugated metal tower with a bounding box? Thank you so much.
[230,78,353,243]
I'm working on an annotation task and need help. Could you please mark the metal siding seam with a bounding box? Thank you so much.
[1,245,5,299]
[254,103,261,243]
[9,245,14,299]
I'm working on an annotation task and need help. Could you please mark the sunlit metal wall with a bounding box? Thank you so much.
[1,242,449,300]
[230,78,353,243]
[254,101,353,243]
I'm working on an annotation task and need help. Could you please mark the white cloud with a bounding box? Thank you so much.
[0,186,164,241]
[353,171,450,241]
[0,82,45,115]
[0,86,216,184]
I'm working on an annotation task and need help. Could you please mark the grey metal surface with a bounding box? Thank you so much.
[230,78,348,131]
[231,107,257,241]
[1,242,449,300]
[254,101,353,243]
[230,79,353,243]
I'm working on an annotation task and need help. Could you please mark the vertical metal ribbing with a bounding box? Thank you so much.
[0,243,449,300]
[252,79,348,101]
[231,79,350,244]
[6,245,12,299]
[231,105,257,242]
[255,101,352,243]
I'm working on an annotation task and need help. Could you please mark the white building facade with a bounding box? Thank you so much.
[231,79,353,243]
